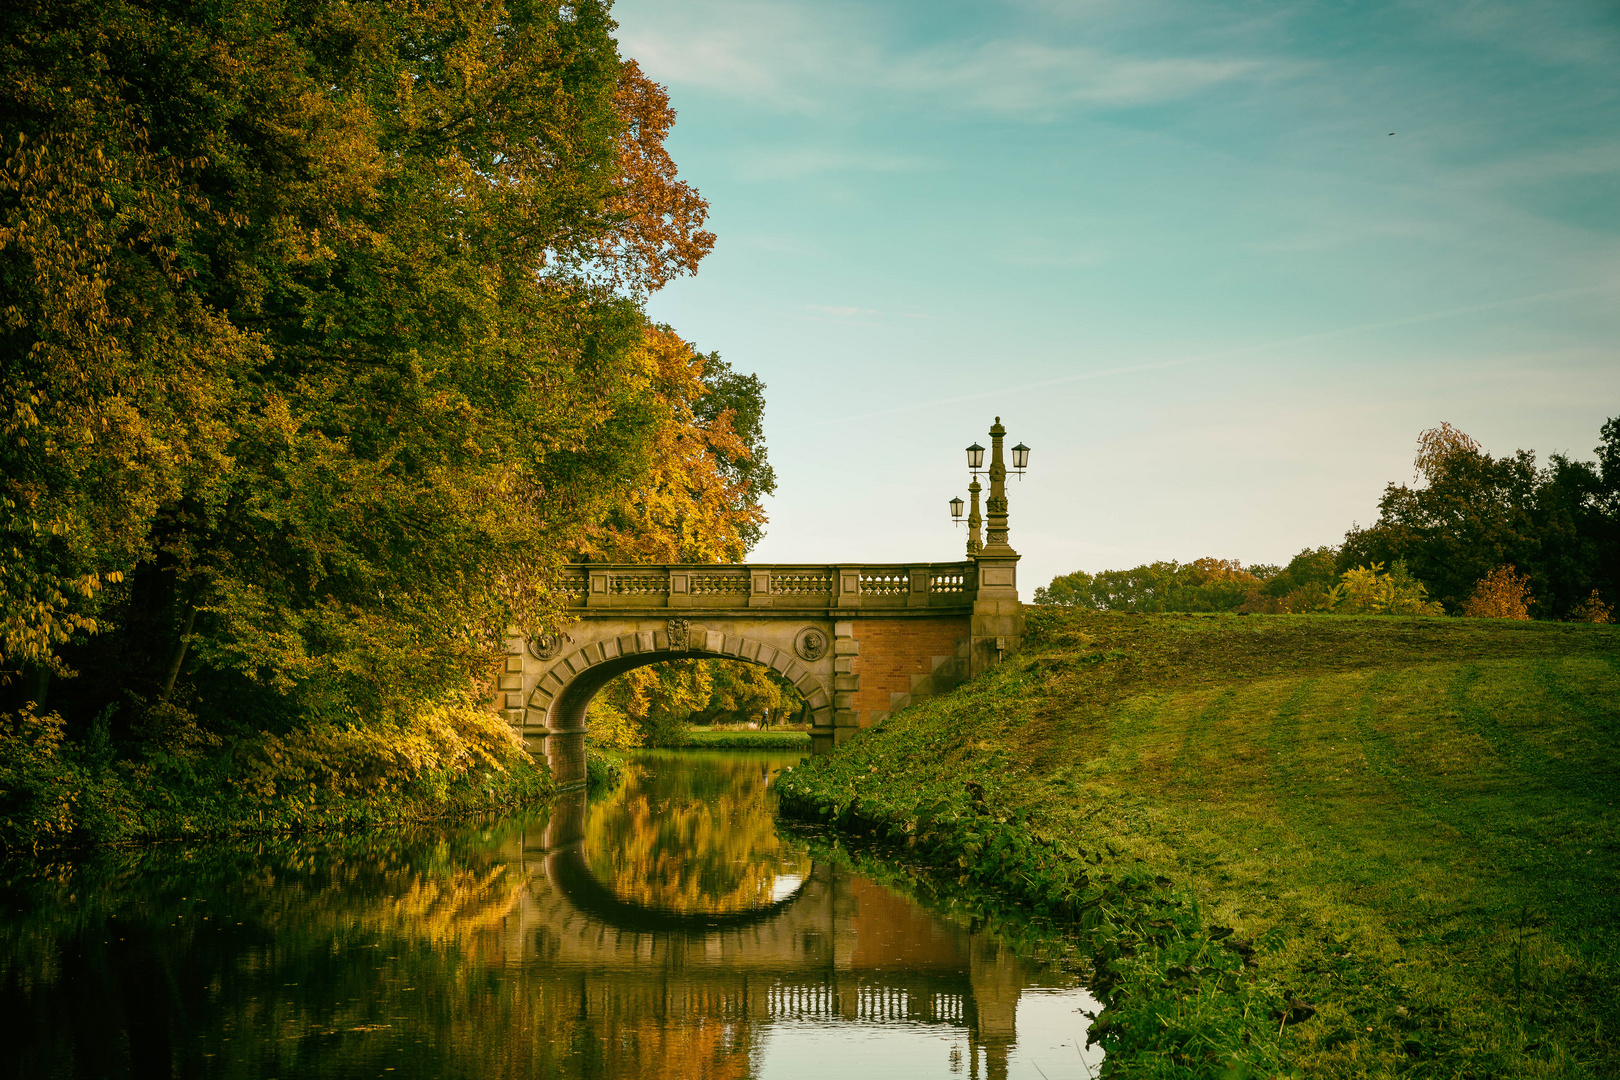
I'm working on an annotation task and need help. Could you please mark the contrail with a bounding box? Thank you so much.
[783,283,1614,432]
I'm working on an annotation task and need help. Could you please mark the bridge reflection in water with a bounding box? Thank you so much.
[0,749,1100,1080]
[506,751,1100,1080]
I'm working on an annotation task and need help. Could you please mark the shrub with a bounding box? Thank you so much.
[585,697,644,750]
[0,707,80,849]
[1462,565,1533,619]
[1328,562,1444,615]
[585,747,626,791]
[232,691,529,801]
[1570,589,1613,624]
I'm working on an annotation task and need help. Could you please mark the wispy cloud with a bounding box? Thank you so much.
[886,42,1265,114]
[1429,0,1620,68]
[619,0,1272,118]
[1452,143,1620,188]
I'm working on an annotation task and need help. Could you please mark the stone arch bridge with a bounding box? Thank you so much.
[501,551,1024,786]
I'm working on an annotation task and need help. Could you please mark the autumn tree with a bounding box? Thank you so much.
[575,323,786,743]
[688,661,791,727]
[1413,421,1483,484]
[1326,562,1444,616]
[575,325,772,565]
[0,0,729,774]
[592,61,716,296]
[1571,590,1614,624]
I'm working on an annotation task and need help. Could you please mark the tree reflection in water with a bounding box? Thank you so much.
[583,750,811,915]
[0,749,1102,1080]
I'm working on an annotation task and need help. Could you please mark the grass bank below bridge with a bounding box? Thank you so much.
[776,610,1620,1078]
[681,727,811,749]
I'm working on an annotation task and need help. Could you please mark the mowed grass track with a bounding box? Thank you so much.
[798,612,1620,1076]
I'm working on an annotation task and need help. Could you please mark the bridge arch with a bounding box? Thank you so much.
[543,623,836,735]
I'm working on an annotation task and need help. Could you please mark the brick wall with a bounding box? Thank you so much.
[851,617,970,715]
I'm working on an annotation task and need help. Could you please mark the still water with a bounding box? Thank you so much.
[0,749,1103,1079]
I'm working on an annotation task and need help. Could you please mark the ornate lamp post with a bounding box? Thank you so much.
[950,417,1031,674]
[980,417,1026,555]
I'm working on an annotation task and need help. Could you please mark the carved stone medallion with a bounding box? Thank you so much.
[794,626,828,662]
[528,632,564,661]
[666,617,691,651]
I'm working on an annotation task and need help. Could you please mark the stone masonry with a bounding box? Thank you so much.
[509,557,1022,787]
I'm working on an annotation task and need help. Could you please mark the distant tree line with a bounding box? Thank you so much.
[1035,419,1620,623]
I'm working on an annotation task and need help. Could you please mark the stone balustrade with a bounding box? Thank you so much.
[555,562,979,613]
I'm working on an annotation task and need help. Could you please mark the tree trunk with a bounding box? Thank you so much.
[160,606,196,700]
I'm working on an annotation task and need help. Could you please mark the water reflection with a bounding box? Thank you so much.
[0,750,1101,1079]
[578,750,812,919]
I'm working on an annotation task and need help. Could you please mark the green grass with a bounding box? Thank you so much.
[678,728,812,749]
[777,610,1620,1078]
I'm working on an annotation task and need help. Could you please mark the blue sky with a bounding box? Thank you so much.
[616,0,1620,590]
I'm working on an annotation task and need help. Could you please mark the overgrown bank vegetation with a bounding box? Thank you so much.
[777,608,1620,1078]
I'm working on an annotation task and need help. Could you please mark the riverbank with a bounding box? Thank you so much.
[0,717,555,854]
[776,609,1620,1078]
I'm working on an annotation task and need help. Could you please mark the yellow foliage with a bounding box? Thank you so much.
[617,663,712,723]
[234,692,526,800]
[1327,563,1445,616]
[1571,590,1613,624]
[694,659,789,725]
[1186,557,1259,585]
[1461,565,1532,620]
[0,707,77,844]
[576,326,765,565]
[585,697,643,751]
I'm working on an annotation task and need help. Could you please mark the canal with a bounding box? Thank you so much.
[0,749,1103,1079]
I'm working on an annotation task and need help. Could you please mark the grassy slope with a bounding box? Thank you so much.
[778,610,1620,1078]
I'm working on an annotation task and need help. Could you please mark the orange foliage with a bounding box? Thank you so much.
[596,61,717,295]
[1186,557,1258,584]
[1461,565,1532,619]
[577,326,765,564]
